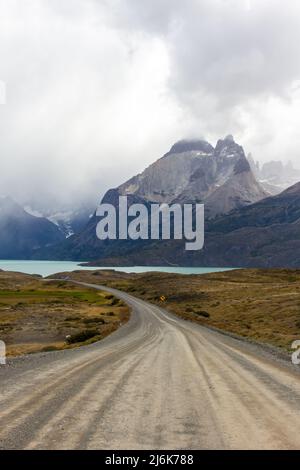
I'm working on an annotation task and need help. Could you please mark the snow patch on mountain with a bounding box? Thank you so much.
[247,155,300,195]
[115,135,268,218]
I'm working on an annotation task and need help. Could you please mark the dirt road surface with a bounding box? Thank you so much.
[0,282,299,450]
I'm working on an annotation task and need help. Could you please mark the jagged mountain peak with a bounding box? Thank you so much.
[248,157,300,195]
[214,135,244,159]
[113,135,267,216]
[36,134,270,261]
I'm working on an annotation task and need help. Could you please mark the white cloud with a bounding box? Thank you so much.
[0,0,300,209]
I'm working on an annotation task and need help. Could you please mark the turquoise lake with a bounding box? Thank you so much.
[0,260,235,278]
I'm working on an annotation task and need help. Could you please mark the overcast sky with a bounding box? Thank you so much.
[1,0,300,208]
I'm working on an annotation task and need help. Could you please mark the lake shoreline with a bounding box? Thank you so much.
[0,260,236,277]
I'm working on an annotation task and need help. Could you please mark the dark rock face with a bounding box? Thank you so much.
[76,182,300,268]
[36,179,300,268]
[234,157,251,175]
[214,135,243,159]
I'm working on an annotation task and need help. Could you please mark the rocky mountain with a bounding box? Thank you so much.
[247,155,300,195]
[197,181,300,267]
[36,135,268,261]
[4,134,300,266]
[24,203,93,238]
[0,196,64,259]
[117,135,267,218]
[82,182,300,268]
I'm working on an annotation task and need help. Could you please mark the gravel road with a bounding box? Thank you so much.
[0,281,299,450]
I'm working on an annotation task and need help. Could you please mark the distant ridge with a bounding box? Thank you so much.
[34,135,270,263]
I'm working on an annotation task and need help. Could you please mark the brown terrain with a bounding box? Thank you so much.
[52,268,300,351]
[0,270,130,356]
[0,274,299,449]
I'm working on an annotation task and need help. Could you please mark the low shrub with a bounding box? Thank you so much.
[194,310,210,318]
[83,317,105,325]
[41,345,60,352]
[66,329,99,344]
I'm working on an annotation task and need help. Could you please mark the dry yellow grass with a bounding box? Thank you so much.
[59,268,300,351]
[0,272,130,357]
[2,268,299,355]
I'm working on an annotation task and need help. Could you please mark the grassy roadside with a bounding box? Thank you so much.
[55,268,300,351]
[0,271,130,357]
